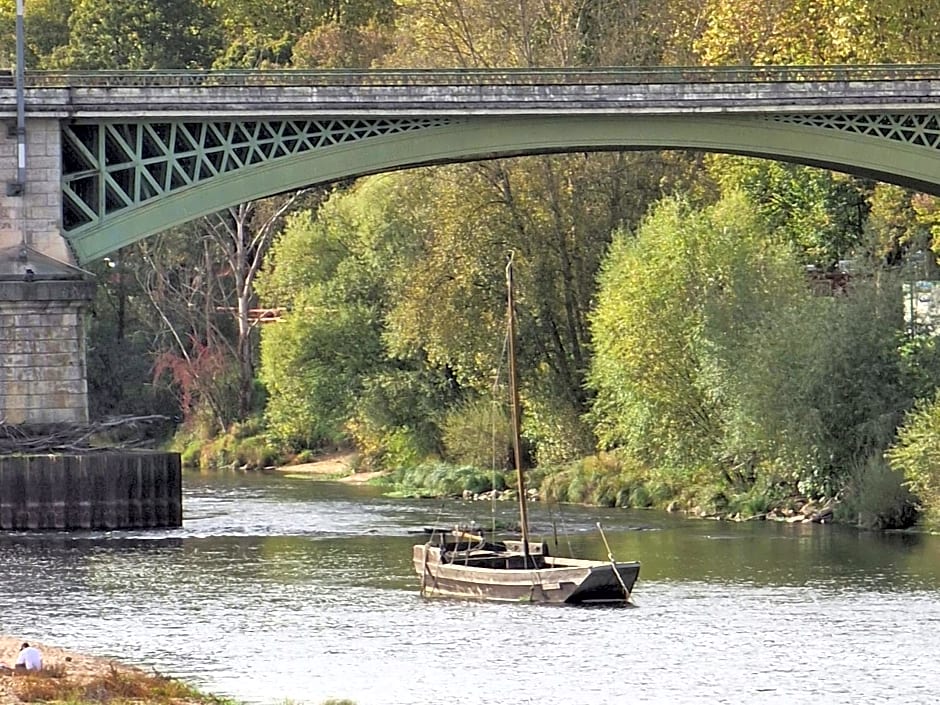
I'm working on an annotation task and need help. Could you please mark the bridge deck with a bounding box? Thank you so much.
[3,66,940,118]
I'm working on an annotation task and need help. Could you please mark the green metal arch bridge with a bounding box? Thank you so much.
[9,65,940,263]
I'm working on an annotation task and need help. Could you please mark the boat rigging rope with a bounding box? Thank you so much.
[547,502,575,558]
[597,522,631,600]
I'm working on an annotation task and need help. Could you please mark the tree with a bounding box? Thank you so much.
[694,0,875,65]
[0,0,70,68]
[710,157,869,267]
[889,390,940,520]
[45,0,221,70]
[85,252,179,421]
[213,0,395,68]
[199,193,312,418]
[387,0,702,68]
[589,193,803,474]
[257,182,406,450]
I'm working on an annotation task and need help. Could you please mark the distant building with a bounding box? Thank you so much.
[904,281,940,334]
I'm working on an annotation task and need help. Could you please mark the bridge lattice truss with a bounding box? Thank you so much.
[61,111,940,238]
[62,117,452,232]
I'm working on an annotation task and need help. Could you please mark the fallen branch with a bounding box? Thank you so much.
[0,415,171,454]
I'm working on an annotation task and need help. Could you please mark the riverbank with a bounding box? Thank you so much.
[0,636,222,705]
[275,452,385,484]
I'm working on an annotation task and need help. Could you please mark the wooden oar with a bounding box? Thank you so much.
[597,522,631,601]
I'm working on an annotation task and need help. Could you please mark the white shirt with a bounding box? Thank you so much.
[15,646,42,670]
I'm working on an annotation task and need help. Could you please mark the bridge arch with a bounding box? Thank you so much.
[64,112,940,263]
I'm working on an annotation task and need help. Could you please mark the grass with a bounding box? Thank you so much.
[10,664,234,704]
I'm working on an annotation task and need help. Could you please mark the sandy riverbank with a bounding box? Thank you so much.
[274,452,385,484]
[0,637,151,704]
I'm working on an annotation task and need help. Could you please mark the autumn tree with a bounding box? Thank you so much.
[213,0,395,68]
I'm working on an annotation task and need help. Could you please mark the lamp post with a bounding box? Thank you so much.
[8,0,26,205]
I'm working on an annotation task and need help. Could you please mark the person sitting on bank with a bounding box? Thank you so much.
[14,642,42,671]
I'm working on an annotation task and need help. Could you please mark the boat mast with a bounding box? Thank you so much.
[506,257,531,557]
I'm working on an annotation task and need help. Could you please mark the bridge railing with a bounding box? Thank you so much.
[5,64,940,88]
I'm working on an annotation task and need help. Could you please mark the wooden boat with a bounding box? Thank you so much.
[413,259,640,605]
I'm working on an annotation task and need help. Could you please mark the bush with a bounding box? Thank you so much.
[12,664,217,704]
[234,436,281,469]
[295,449,316,464]
[727,487,774,519]
[180,439,202,469]
[841,454,918,530]
[441,399,512,470]
[382,461,507,498]
[888,389,940,521]
[538,452,663,509]
[522,394,595,466]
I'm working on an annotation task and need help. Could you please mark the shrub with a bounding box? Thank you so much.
[295,449,316,464]
[382,461,507,498]
[234,436,281,469]
[441,399,512,470]
[180,439,202,469]
[12,664,218,704]
[727,487,774,518]
[888,390,940,521]
[522,394,595,466]
[840,454,918,530]
[628,485,653,508]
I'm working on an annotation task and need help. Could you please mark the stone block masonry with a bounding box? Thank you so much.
[0,451,182,530]
[0,278,96,423]
[0,117,68,260]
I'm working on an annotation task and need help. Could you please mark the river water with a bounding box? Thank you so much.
[1,471,939,704]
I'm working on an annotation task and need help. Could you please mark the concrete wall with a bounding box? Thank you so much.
[0,279,95,424]
[0,451,182,530]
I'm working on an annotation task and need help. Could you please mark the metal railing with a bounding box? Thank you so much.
[1,64,940,89]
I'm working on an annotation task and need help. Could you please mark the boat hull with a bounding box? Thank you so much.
[413,544,640,605]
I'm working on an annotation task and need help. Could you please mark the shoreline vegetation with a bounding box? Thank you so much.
[0,637,357,705]
[276,452,844,527]
[0,637,226,705]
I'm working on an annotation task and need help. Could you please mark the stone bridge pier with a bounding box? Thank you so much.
[0,116,93,425]
[0,117,180,530]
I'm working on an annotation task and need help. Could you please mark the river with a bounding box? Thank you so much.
[1,471,939,704]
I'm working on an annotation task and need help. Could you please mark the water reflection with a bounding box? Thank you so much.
[0,471,939,704]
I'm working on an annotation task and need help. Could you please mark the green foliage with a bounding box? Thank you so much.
[440,398,512,470]
[85,258,181,423]
[589,191,804,476]
[46,0,221,69]
[522,393,595,466]
[888,389,940,520]
[0,0,71,68]
[180,439,202,469]
[349,366,457,469]
[725,486,775,519]
[590,190,919,503]
[258,204,387,449]
[838,454,918,530]
[213,0,394,68]
[899,334,940,400]
[710,158,867,266]
[695,0,940,66]
[382,462,507,498]
[539,452,668,509]
[260,291,382,449]
[174,414,283,470]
